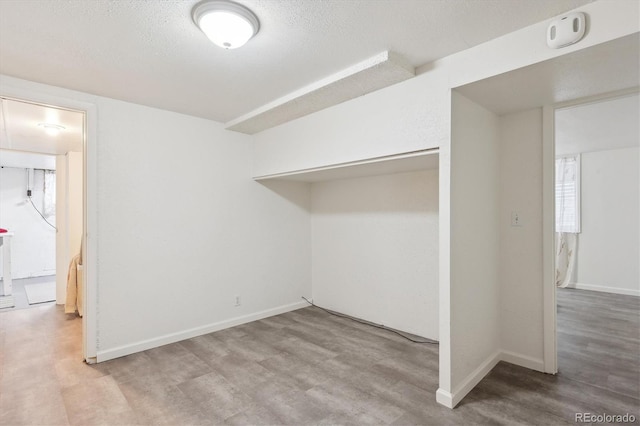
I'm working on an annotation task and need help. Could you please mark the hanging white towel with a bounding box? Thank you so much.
[65,254,83,316]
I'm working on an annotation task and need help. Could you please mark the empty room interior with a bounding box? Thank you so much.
[0,1,638,425]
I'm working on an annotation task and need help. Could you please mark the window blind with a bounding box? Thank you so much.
[555,155,581,233]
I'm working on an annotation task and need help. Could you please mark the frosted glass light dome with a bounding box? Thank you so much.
[192,1,260,49]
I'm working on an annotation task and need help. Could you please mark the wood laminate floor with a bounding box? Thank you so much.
[0,288,638,425]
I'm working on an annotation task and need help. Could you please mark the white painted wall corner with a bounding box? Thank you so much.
[501,350,545,373]
[438,350,502,408]
[437,349,546,408]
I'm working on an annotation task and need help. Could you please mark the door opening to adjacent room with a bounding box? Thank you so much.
[553,92,639,397]
[0,162,57,309]
[0,96,88,356]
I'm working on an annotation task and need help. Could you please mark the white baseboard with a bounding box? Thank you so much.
[96,300,308,362]
[437,350,501,409]
[501,350,545,373]
[437,350,545,409]
[566,282,639,297]
[436,388,454,408]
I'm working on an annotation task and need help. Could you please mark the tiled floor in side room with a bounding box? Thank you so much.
[0,275,56,311]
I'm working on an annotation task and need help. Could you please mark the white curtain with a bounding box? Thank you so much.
[555,156,580,287]
[556,232,577,287]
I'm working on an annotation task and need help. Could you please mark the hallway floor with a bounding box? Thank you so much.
[0,289,638,425]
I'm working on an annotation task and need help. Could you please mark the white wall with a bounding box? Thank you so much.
[441,92,501,407]
[249,0,639,409]
[252,1,639,177]
[499,108,545,369]
[55,151,83,303]
[2,0,637,407]
[311,169,439,339]
[94,98,312,358]
[0,75,312,361]
[574,147,639,295]
[0,150,56,169]
[0,165,56,279]
[555,93,640,296]
[55,154,66,301]
[252,71,448,178]
[556,94,639,157]
[67,151,83,261]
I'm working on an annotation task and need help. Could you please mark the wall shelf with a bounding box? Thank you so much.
[226,51,415,135]
[253,148,439,183]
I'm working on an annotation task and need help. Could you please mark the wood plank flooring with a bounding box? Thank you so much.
[0,288,638,425]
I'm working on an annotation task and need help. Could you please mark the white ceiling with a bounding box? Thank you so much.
[456,34,640,115]
[0,0,592,125]
[0,98,84,155]
[556,93,639,156]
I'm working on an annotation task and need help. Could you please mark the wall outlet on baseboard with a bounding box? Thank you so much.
[234,295,241,307]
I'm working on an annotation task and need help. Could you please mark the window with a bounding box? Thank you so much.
[555,155,581,233]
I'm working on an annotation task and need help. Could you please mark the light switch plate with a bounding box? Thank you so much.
[511,211,523,227]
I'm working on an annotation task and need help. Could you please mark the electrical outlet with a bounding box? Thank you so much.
[234,295,241,307]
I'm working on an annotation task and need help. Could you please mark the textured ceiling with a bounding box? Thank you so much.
[0,0,592,124]
[556,93,639,156]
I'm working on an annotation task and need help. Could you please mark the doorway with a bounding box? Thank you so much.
[0,153,58,310]
[552,92,639,396]
[450,33,638,379]
[0,92,96,362]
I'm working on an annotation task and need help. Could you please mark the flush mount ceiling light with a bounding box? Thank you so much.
[38,123,65,136]
[192,0,260,49]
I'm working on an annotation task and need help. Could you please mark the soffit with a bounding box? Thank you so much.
[456,34,640,116]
